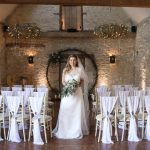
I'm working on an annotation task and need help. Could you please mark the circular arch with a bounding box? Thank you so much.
[46,48,98,93]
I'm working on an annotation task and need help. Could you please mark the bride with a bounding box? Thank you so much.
[53,54,89,139]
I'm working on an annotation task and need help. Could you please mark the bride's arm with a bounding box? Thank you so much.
[79,78,84,87]
[62,69,66,86]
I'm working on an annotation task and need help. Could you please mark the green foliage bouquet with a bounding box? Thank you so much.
[61,79,79,98]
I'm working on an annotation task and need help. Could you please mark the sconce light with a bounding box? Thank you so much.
[110,55,116,63]
[28,56,34,64]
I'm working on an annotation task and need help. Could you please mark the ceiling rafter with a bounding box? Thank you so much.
[0,0,150,7]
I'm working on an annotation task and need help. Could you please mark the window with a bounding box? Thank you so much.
[60,6,82,31]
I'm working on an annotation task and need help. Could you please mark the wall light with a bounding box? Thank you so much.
[28,56,34,64]
[110,55,116,63]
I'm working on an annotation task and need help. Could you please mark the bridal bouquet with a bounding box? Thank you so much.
[61,79,79,98]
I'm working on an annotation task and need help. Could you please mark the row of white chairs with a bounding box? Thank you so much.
[0,92,53,145]
[94,94,150,144]
[1,86,48,92]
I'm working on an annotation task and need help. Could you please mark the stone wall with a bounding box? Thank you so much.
[6,36,135,89]
[5,5,136,90]
[0,24,6,86]
[83,6,131,30]
[135,17,150,89]
[7,5,60,32]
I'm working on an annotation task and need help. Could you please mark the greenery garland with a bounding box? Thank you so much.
[48,52,65,64]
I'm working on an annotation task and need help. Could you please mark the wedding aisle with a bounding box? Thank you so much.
[0,101,150,150]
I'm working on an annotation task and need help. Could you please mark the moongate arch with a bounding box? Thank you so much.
[46,48,98,94]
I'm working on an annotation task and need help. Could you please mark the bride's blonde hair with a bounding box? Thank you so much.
[64,54,78,73]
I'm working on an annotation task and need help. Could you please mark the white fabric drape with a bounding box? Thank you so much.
[97,86,109,96]
[127,96,140,142]
[134,90,145,114]
[119,91,129,114]
[7,96,21,143]
[144,95,150,140]
[101,96,117,144]
[37,87,49,102]
[17,91,30,106]
[0,96,3,141]
[24,85,34,88]
[129,87,139,96]
[124,85,133,91]
[77,57,89,135]
[1,91,13,101]
[12,87,22,91]
[1,87,10,91]
[112,85,124,96]
[24,87,34,93]
[29,97,44,145]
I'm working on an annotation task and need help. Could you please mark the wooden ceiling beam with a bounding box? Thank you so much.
[0,0,150,7]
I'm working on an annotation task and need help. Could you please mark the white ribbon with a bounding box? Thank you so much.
[9,112,21,143]
[33,113,44,145]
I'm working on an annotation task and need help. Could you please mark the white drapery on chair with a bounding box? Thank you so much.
[24,85,34,88]
[0,96,3,141]
[37,87,49,101]
[97,86,109,96]
[119,91,130,114]
[24,88,34,93]
[118,91,130,141]
[29,96,44,145]
[12,87,22,91]
[7,96,21,143]
[127,96,140,142]
[112,85,124,96]
[1,87,10,91]
[101,96,117,144]
[17,91,30,106]
[124,85,133,91]
[144,95,150,140]
[134,90,145,114]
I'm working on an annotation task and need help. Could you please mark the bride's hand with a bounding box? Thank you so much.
[79,79,84,87]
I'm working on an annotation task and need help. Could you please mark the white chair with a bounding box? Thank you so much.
[112,85,124,96]
[24,87,34,93]
[24,85,34,88]
[124,85,133,91]
[28,93,52,144]
[15,93,30,142]
[127,96,140,142]
[0,95,7,140]
[7,96,22,143]
[1,87,10,91]
[143,95,150,140]
[12,87,22,91]
[1,91,13,107]
[13,85,22,87]
[91,94,97,118]
[34,90,53,117]
[129,87,139,96]
[95,96,118,143]
[117,91,130,141]
[95,87,110,115]
[17,91,30,107]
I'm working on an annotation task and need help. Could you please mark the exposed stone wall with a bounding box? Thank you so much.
[83,6,131,30]
[7,5,132,31]
[7,5,60,32]
[0,24,6,86]
[6,36,135,89]
[135,17,150,89]
[5,5,136,90]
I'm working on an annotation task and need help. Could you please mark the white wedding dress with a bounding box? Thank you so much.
[53,67,89,139]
